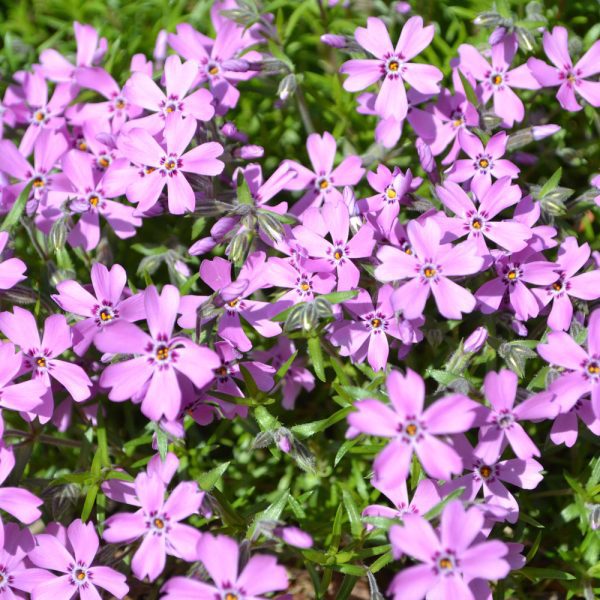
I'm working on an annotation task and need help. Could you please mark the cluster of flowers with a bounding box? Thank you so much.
[0,0,599,598]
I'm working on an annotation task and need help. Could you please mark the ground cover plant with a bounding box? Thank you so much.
[0,0,600,598]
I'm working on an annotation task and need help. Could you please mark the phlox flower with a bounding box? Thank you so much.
[293,200,376,291]
[0,232,26,290]
[179,252,283,352]
[446,130,519,198]
[532,236,600,331]
[41,149,141,250]
[168,21,262,113]
[29,519,128,599]
[124,54,215,134]
[375,217,484,320]
[436,177,531,255]
[52,262,145,355]
[329,286,422,371]
[537,308,600,417]
[282,131,364,215]
[160,533,289,599]
[477,369,557,462]
[96,284,220,421]
[39,22,107,83]
[0,307,93,422]
[388,500,509,599]
[340,17,442,121]
[117,114,224,215]
[458,34,540,126]
[362,478,440,531]
[0,442,44,523]
[528,26,600,111]
[0,520,52,597]
[103,471,204,582]
[475,248,558,321]
[347,369,481,489]
[548,398,600,448]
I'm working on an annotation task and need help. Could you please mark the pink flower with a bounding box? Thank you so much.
[282,131,364,214]
[528,26,600,111]
[29,519,128,599]
[458,34,540,126]
[388,500,509,599]
[347,369,481,488]
[103,471,204,582]
[0,442,43,523]
[293,200,376,291]
[340,17,442,121]
[96,284,220,421]
[538,308,600,417]
[52,262,145,355]
[446,130,519,198]
[124,54,215,134]
[375,217,484,319]
[161,533,289,599]
[117,114,224,215]
[0,232,26,289]
[0,307,93,422]
[532,237,600,331]
[436,177,531,255]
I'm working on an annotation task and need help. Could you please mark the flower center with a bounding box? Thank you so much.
[75,569,86,581]
[491,73,503,85]
[385,56,403,75]
[300,281,310,291]
[165,160,176,171]
[371,318,381,329]
[88,194,100,207]
[77,139,88,151]
[422,264,437,279]
[98,155,111,169]
[497,413,514,428]
[224,594,239,600]
[479,464,493,479]
[215,365,229,378]
[566,71,576,83]
[114,97,126,110]
[552,281,563,292]
[36,356,46,368]
[478,158,489,169]
[34,109,46,122]
[505,267,520,282]
[471,217,483,230]
[386,187,397,199]
[228,298,240,308]
[435,553,457,574]
[99,308,114,322]
[439,557,453,570]
[32,176,45,188]
[207,61,220,76]
[587,361,600,376]
[145,166,156,174]
[155,345,170,361]
[153,517,165,529]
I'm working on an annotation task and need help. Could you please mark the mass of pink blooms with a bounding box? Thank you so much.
[0,1,599,599]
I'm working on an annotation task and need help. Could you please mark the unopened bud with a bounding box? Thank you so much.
[257,210,285,242]
[516,27,536,53]
[416,138,436,174]
[49,218,69,251]
[153,29,168,62]
[489,27,508,45]
[137,253,165,276]
[221,59,251,73]
[320,33,347,49]
[249,58,289,75]
[234,145,264,159]
[278,73,297,102]
[228,230,251,265]
[221,122,238,138]
[532,124,560,141]
[474,12,504,27]
[189,236,217,256]
[464,327,488,353]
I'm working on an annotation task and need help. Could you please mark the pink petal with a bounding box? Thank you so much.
[355,17,393,59]
[348,398,399,437]
[340,59,383,92]
[131,533,166,582]
[416,434,463,480]
[307,132,336,176]
[236,554,289,596]
[181,141,224,176]
[196,534,239,588]
[67,519,99,566]
[431,277,476,319]
[389,513,440,562]
[396,16,435,61]
[50,359,92,402]
[375,76,408,121]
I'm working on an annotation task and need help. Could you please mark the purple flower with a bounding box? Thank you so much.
[29,519,128,599]
[103,471,204,581]
[538,308,600,417]
[475,248,559,321]
[117,114,224,215]
[362,478,440,531]
[124,54,215,134]
[0,442,43,523]
[52,262,145,355]
[340,17,442,121]
[329,286,422,371]
[161,533,288,599]
[437,177,531,255]
[347,368,481,488]
[267,256,336,304]
[388,500,510,599]
[0,232,26,290]
[532,237,600,331]
[443,437,543,524]
[476,369,557,463]
[375,217,484,319]
[282,131,364,215]
[463,326,488,353]
[549,398,600,448]
[458,34,540,126]
[0,520,52,596]
[95,284,220,421]
[293,200,375,291]
[446,130,519,198]
[0,308,93,422]
[528,26,600,111]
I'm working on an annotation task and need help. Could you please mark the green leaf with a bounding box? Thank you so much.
[291,407,352,438]
[342,489,363,537]
[96,402,110,468]
[308,336,326,382]
[81,484,99,521]
[197,461,230,491]
[336,575,359,600]
[155,427,169,461]
[239,364,259,398]
[526,530,543,563]
[319,290,358,304]
[370,550,394,573]
[180,272,200,295]
[1,181,32,232]
[248,488,289,537]
[519,567,575,581]
[275,350,298,382]
[457,69,479,107]
[237,175,253,205]
[538,167,562,199]
[329,503,344,552]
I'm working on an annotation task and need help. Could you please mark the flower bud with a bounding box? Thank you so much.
[221,59,251,73]
[473,11,504,27]
[416,137,436,174]
[516,26,536,53]
[189,236,217,256]
[221,122,238,138]
[274,525,313,548]
[278,73,297,102]
[153,29,168,62]
[234,145,264,159]
[320,33,347,48]
[532,124,561,141]
[49,217,69,251]
[464,326,488,353]
[488,27,507,45]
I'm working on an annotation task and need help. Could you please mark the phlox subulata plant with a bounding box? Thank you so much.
[0,0,600,599]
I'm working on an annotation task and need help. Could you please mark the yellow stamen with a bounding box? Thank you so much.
[480,465,492,478]
[388,60,399,72]
[438,558,452,570]
[478,158,489,169]
[371,318,381,328]
[405,423,417,436]
[423,267,436,278]
[98,157,110,168]
[89,195,100,207]
[36,357,46,368]
[208,66,219,75]
[156,346,169,361]
[507,270,518,280]
[492,74,502,85]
